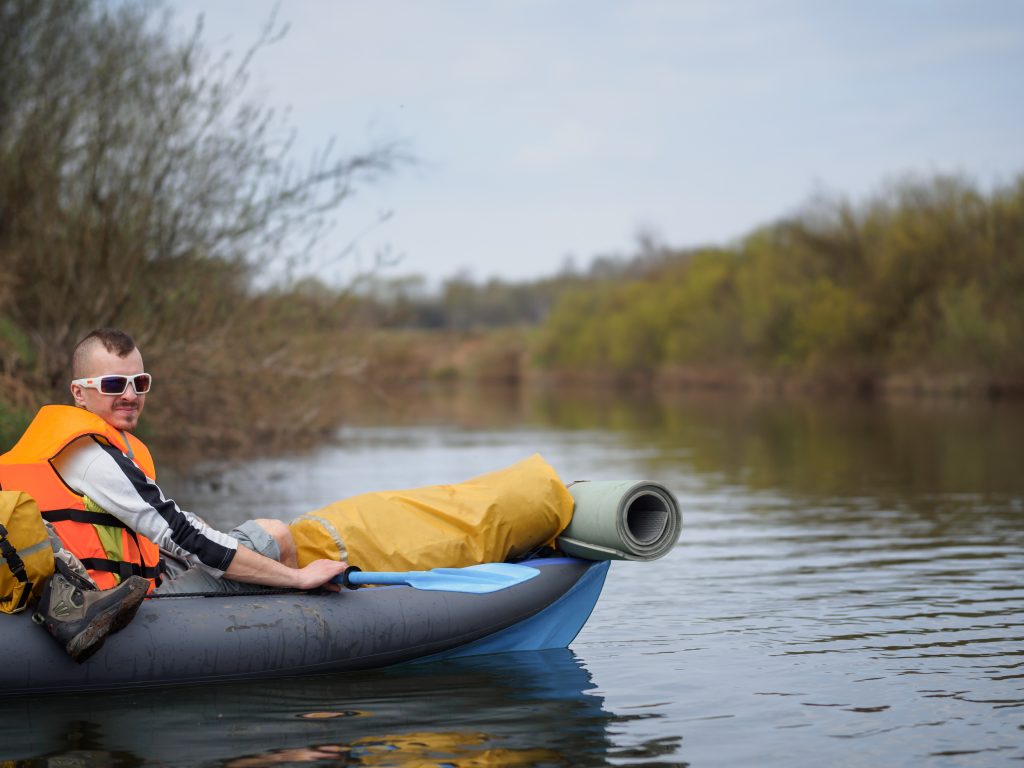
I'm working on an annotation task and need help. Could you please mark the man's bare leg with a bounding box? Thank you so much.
[254,518,298,568]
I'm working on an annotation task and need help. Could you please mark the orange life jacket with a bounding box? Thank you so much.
[0,405,163,589]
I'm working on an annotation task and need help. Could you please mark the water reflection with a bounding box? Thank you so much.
[161,385,1024,534]
[289,385,1024,502]
[2,650,681,767]
[524,388,1024,500]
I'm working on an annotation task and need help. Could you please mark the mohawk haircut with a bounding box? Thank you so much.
[72,328,138,378]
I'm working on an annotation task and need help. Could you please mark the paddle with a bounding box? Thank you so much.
[333,562,540,594]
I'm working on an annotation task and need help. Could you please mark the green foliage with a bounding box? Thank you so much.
[660,251,742,364]
[0,314,33,368]
[0,400,31,453]
[531,287,608,368]
[533,173,1024,387]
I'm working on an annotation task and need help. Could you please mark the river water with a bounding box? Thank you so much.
[3,387,1023,767]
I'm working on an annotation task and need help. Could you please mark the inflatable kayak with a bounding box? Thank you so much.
[0,557,608,698]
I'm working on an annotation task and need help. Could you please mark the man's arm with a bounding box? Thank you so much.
[224,545,346,590]
[53,437,345,588]
[54,437,238,574]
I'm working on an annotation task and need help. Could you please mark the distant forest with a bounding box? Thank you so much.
[356,173,1024,394]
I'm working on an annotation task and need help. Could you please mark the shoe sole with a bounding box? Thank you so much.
[66,581,148,663]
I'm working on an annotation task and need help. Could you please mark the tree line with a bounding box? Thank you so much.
[531,174,1024,394]
[343,173,1024,396]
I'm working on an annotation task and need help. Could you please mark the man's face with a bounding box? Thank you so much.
[70,345,147,432]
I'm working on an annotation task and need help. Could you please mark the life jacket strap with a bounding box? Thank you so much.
[41,508,127,528]
[78,557,163,582]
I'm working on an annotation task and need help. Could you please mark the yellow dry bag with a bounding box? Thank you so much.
[0,491,54,614]
[290,453,574,572]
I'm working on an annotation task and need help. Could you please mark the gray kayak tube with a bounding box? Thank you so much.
[557,480,682,561]
[0,557,609,698]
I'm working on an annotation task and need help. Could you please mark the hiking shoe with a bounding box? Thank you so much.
[33,572,148,663]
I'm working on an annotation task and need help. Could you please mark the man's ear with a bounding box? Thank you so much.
[70,382,86,407]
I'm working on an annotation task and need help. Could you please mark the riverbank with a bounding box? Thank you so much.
[358,328,1024,400]
[2,324,1018,466]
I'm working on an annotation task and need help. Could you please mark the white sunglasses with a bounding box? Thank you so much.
[72,373,153,396]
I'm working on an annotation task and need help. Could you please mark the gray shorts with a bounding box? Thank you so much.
[152,520,282,595]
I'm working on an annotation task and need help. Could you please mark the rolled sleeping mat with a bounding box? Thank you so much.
[556,480,681,561]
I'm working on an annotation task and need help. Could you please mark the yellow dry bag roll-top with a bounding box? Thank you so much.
[0,491,55,614]
[290,454,575,572]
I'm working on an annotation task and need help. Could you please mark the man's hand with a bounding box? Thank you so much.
[224,545,348,591]
[293,559,349,592]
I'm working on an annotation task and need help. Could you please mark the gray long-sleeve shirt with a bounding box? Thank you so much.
[52,436,238,576]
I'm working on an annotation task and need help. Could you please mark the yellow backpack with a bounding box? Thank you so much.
[0,491,54,614]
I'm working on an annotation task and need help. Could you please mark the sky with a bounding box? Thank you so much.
[172,1,1024,287]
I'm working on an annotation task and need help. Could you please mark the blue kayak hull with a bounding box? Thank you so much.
[0,558,609,697]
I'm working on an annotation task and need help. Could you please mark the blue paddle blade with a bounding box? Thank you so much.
[338,563,541,594]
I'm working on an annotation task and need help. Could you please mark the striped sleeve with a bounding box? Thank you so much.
[52,436,237,576]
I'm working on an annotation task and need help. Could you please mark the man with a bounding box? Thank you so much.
[0,328,348,660]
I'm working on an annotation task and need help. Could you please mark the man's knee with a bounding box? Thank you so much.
[253,518,297,568]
